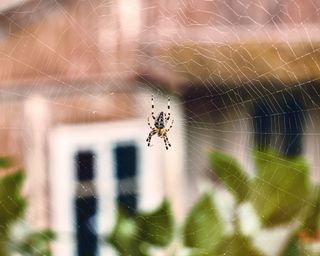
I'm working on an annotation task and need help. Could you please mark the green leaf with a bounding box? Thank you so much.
[280,234,300,256]
[0,241,10,256]
[107,209,148,256]
[301,184,320,236]
[136,200,174,246]
[183,193,224,252]
[251,150,310,227]
[188,248,216,256]
[0,158,12,169]
[0,171,26,256]
[215,234,263,256]
[0,166,53,256]
[209,151,249,203]
[0,171,26,234]
[11,229,55,256]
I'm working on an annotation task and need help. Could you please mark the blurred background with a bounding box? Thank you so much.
[0,0,320,255]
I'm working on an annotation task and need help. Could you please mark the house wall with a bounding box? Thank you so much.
[0,100,24,160]
[19,86,187,238]
[0,0,189,234]
[23,88,139,228]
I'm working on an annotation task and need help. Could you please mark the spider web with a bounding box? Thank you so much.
[0,0,320,255]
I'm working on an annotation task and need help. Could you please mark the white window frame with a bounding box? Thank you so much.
[48,120,165,256]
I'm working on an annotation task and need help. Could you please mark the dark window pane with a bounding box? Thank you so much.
[282,96,304,157]
[75,196,97,256]
[75,151,95,181]
[117,194,137,213]
[114,145,138,215]
[114,145,137,179]
[252,100,272,150]
[252,93,304,157]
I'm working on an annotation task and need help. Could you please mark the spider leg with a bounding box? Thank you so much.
[166,119,174,133]
[146,129,157,146]
[151,95,156,120]
[162,136,169,150]
[147,117,153,129]
[166,97,171,121]
[166,136,171,147]
[163,133,171,148]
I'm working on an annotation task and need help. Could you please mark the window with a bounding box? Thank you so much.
[76,151,95,181]
[75,197,97,256]
[252,100,272,151]
[74,151,97,256]
[49,120,166,256]
[114,144,138,215]
[252,93,304,157]
[281,96,304,157]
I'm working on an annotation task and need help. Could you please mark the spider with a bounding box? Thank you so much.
[146,95,174,150]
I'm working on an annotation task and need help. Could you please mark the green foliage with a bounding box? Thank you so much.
[108,209,145,256]
[210,150,311,227]
[183,193,263,256]
[108,149,320,256]
[108,201,174,256]
[215,234,264,256]
[136,200,174,246]
[301,184,320,236]
[183,193,224,252]
[10,229,55,256]
[187,249,211,256]
[279,184,320,256]
[184,233,264,256]
[0,170,26,256]
[251,150,310,227]
[0,171,26,229]
[209,152,250,203]
[0,158,12,169]
[279,234,301,256]
[208,149,320,254]
[0,157,54,256]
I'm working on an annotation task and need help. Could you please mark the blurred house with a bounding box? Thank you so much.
[0,0,320,255]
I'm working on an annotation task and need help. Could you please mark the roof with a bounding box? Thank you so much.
[150,26,320,89]
[156,41,320,86]
[1,1,320,91]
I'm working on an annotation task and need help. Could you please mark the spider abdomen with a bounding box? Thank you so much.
[154,112,165,129]
[157,128,165,136]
